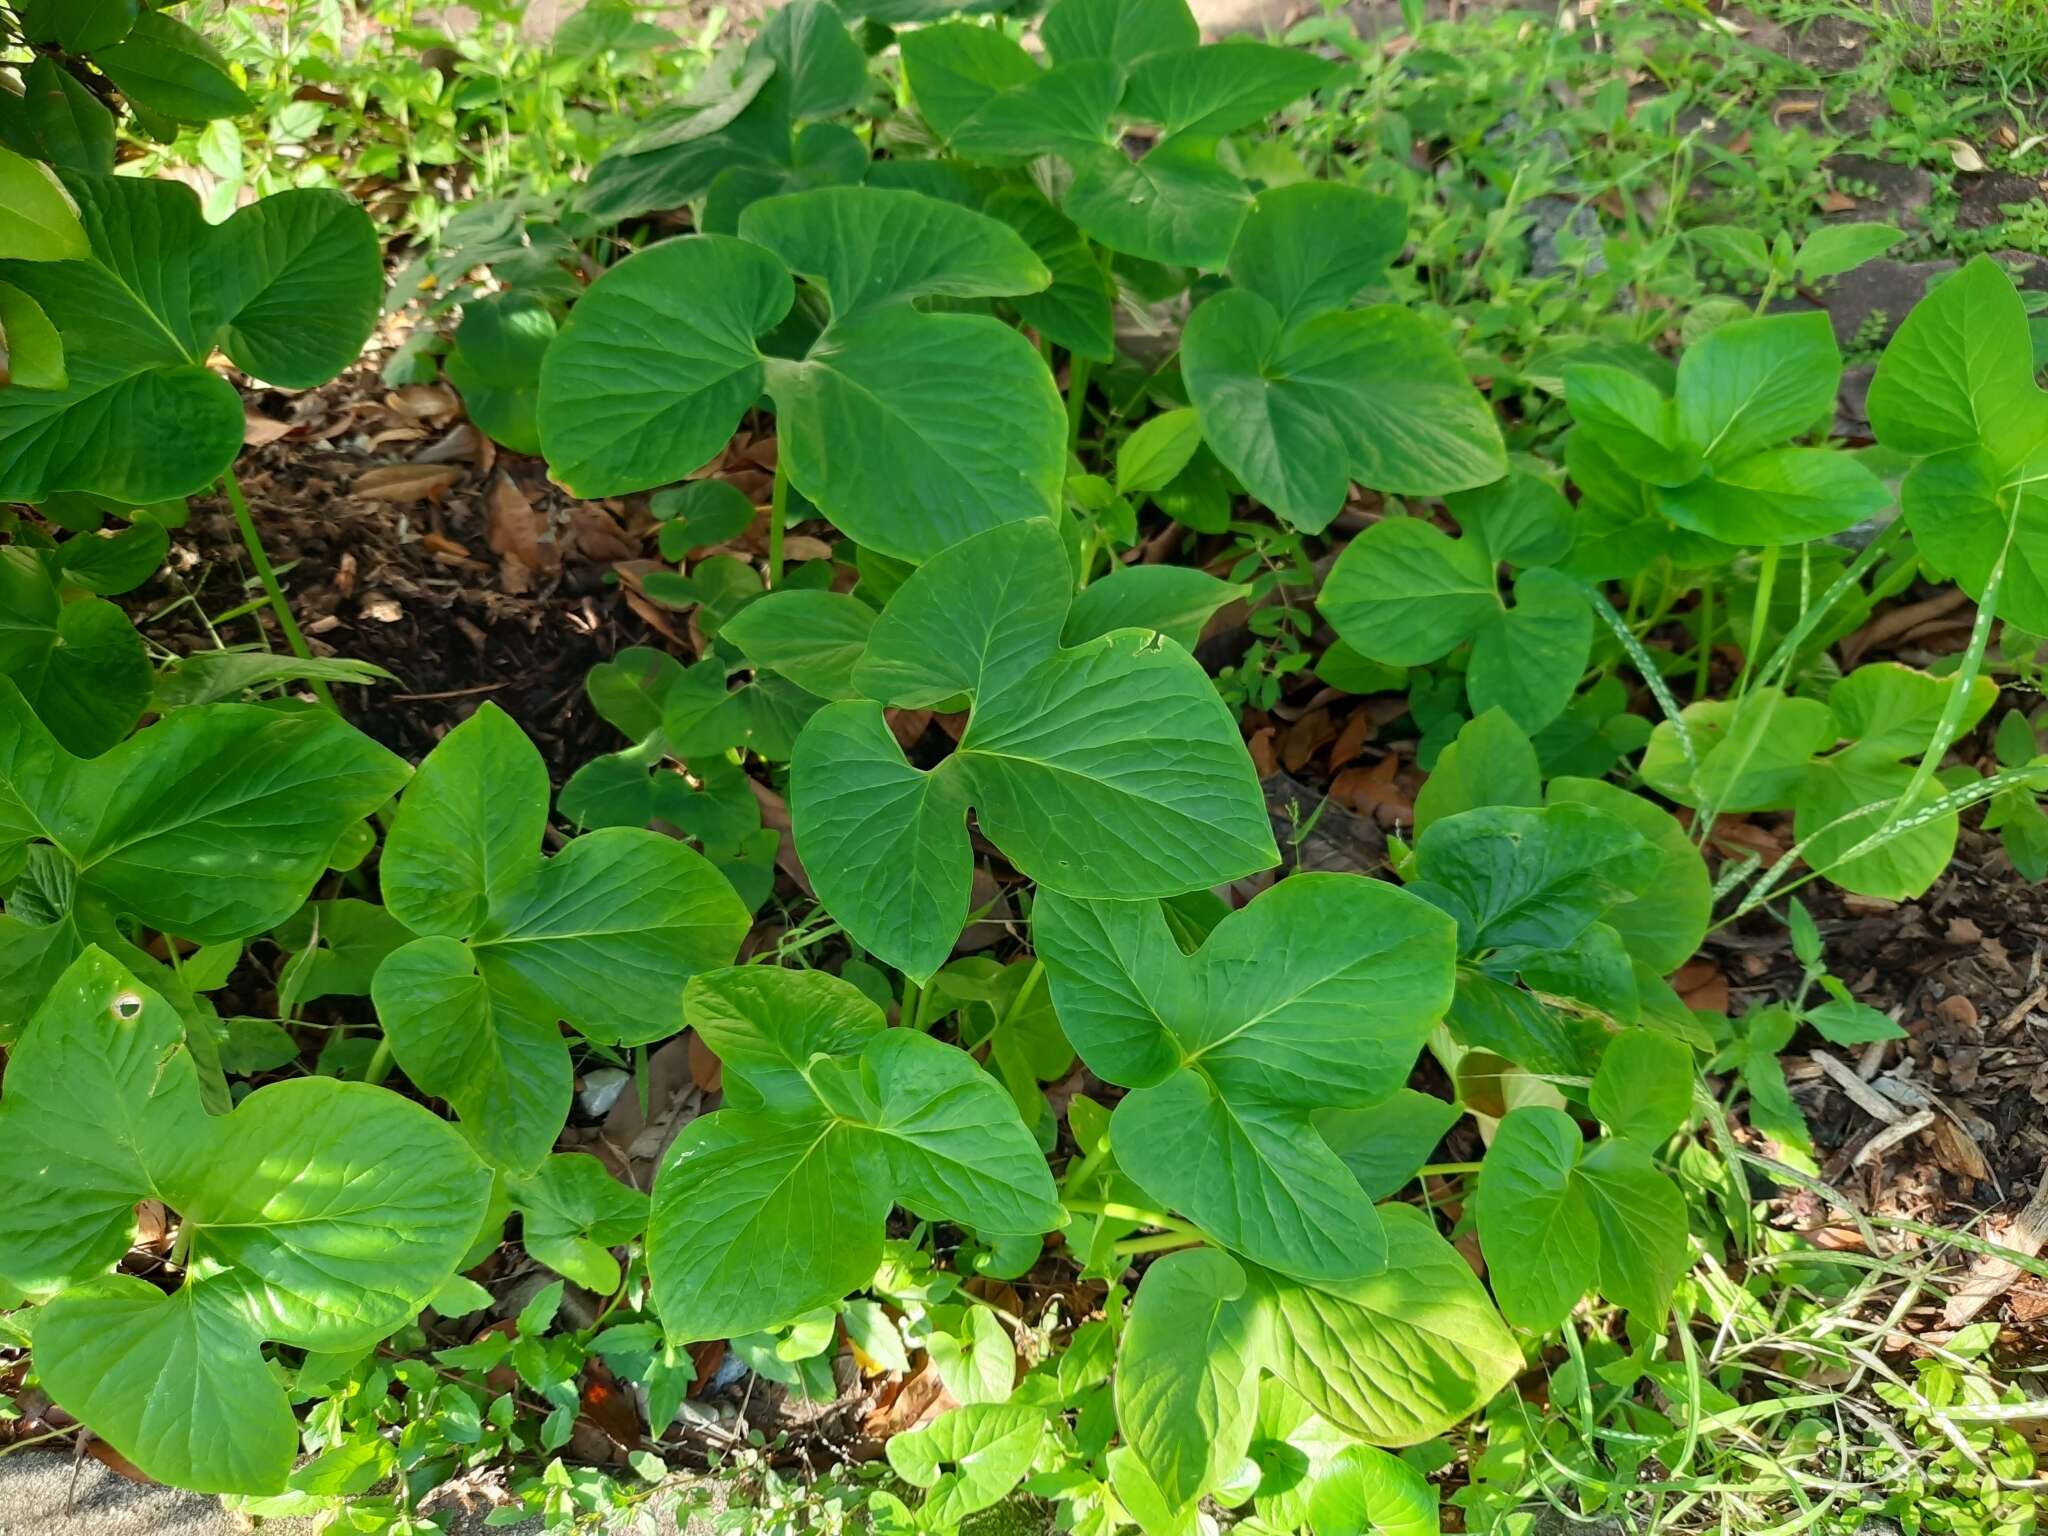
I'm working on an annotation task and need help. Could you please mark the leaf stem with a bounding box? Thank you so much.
[1112,1231,1203,1258]
[1062,1198,1202,1239]
[1693,569,1714,702]
[221,466,336,712]
[1065,354,1093,456]
[362,1037,394,1086]
[766,451,789,588]
[1415,1161,1484,1177]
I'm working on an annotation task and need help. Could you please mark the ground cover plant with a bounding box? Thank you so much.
[5,1,2048,1534]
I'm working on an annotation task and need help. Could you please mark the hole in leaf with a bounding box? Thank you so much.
[112,992,143,1021]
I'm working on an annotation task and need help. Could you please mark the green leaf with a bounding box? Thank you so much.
[1061,563,1246,651]
[1066,138,1250,269]
[1472,1106,1597,1331]
[0,680,408,946]
[444,293,556,457]
[152,653,393,710]
[759,0,868,120]
[1121,44,1335,140]
[1575,1138,1688,1324]
[371,937,570,1174]
[765,301,1066,561]
[1314,1089,1462,1201]
[1119,408,1206,497]
[0,57,117,174]
[537,235,792,498]
[929,1303,1015,1404]
[686,964,884,1112]
[1466,566,1592,733]
[1185,294,1506,533]
[1639,687,1836,812]
[1226,181,1405,329]
[739,185,1049,318]
[1251,1204,1520,1444]
[0,177,381,503]
[1118,1249,1265,1507]
[92,12,252,121]
[899,23,1042,141]
[378,704,751,1046]
[0,144,89,261]
[1306,1445,1439,1536]
[1413,709,1539,833]
[1041,0,1199,71]
[509,1153,649,1293]
[886,1402,1046,1527]
[1,951,489,1490]
[35,1277,296,1494]
[952,60,1120,160]
[988,183,1116,362]
[1408,803,1659,956]
[1320,518,1496,665]
[1545,777,1710,974]
[1036,874,1456,1278]
[795,520,1274,978]
[1562,362,1701,487]
[1590,1030,1695,1144]
[0,279,65,392]
[648,968,1056,1340]
[791,701,974,983]
[1659,447,1891,545]
[0,549,150,757]
[1868,256,2048,463]
[721,589,875,701]
[1793,223,1903,282]
[1675,311,1839,466]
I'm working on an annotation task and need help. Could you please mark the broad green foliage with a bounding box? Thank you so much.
[1643,663,1999,898]
[0,545,152,756]
[0,679,407,1032]
[1474,1104,1689,1332]
[1035,874,1455,1278]
[1115,1209,1520,1509]
[646,966,1059,1341]
[0,175,381,503]
[1320,475,1584,730]
[1184,185,1506,534]
[538,186,1066,561]
[0,950,489,1491]
[1563,312,1885,548]
[370,704,750,1170]
[784,518,1276,980]
[903,0,1334,267]
[1867,257,2048,632]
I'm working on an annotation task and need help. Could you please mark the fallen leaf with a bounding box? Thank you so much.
[688,1033,722,1094]
[887,708,933,751]
[1820,190,1858,213]
[1673,960,1729,1015]
[243,410,293,447]
[354,463,460,503]
[1328,709,1374,771]
[1331,755,1413,825]
[421,530,472,559]
[487,474,561,577]
[780,533,833,564]
[566,503,639,564]
[1941,138,1989,173]
[388,383,461,422]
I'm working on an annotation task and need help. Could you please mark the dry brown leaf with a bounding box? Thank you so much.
[243,410,294,446]
[688,1032,723,1094]
[1820,190,1858,213]
[1941,138,1989,173]
[887,708,933,750]
[781,534,833,563]
[1673,960,1729,1015]
[1328,710,1374,772]
[566,503,640,564]
[1247,726,1277,778]
[354,463,460,503]
[422,530,473,559]
[388,383,461,421]
[487,475,561,576]
[416,422,486,464]
[864,1361,954,1437]
[1331,756,1412,824]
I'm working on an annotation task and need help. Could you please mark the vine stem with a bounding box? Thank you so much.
[1062,1198,1203,1239]
[1065,354,1092,455]
[221,466,336,711]
[766,453,789,588]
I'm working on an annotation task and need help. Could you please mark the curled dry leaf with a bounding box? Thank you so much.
[243,410,294,447]
[354,463,460,503]
[388,383,462,422]
[1940,139,1989,173]
[487,474,561,578]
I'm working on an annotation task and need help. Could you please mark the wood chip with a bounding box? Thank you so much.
[1853,1107,1935,1166]
[1813,1049,1903,1123]
[1945,1176,2048,1326]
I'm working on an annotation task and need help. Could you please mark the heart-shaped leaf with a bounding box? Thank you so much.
[1185,291,1505,533]
[1035,873,1456,1278]
[0,58,117,174]
[374,703,751,1062]
[647,966,1060,1340]
[508,1152,649,1292]
[792,519,1276,980]
[0,547,151,757]
[0,175,380,503]
[0,950,490,1491]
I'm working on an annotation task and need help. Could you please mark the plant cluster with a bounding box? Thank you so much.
[4,1,2047,1534]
